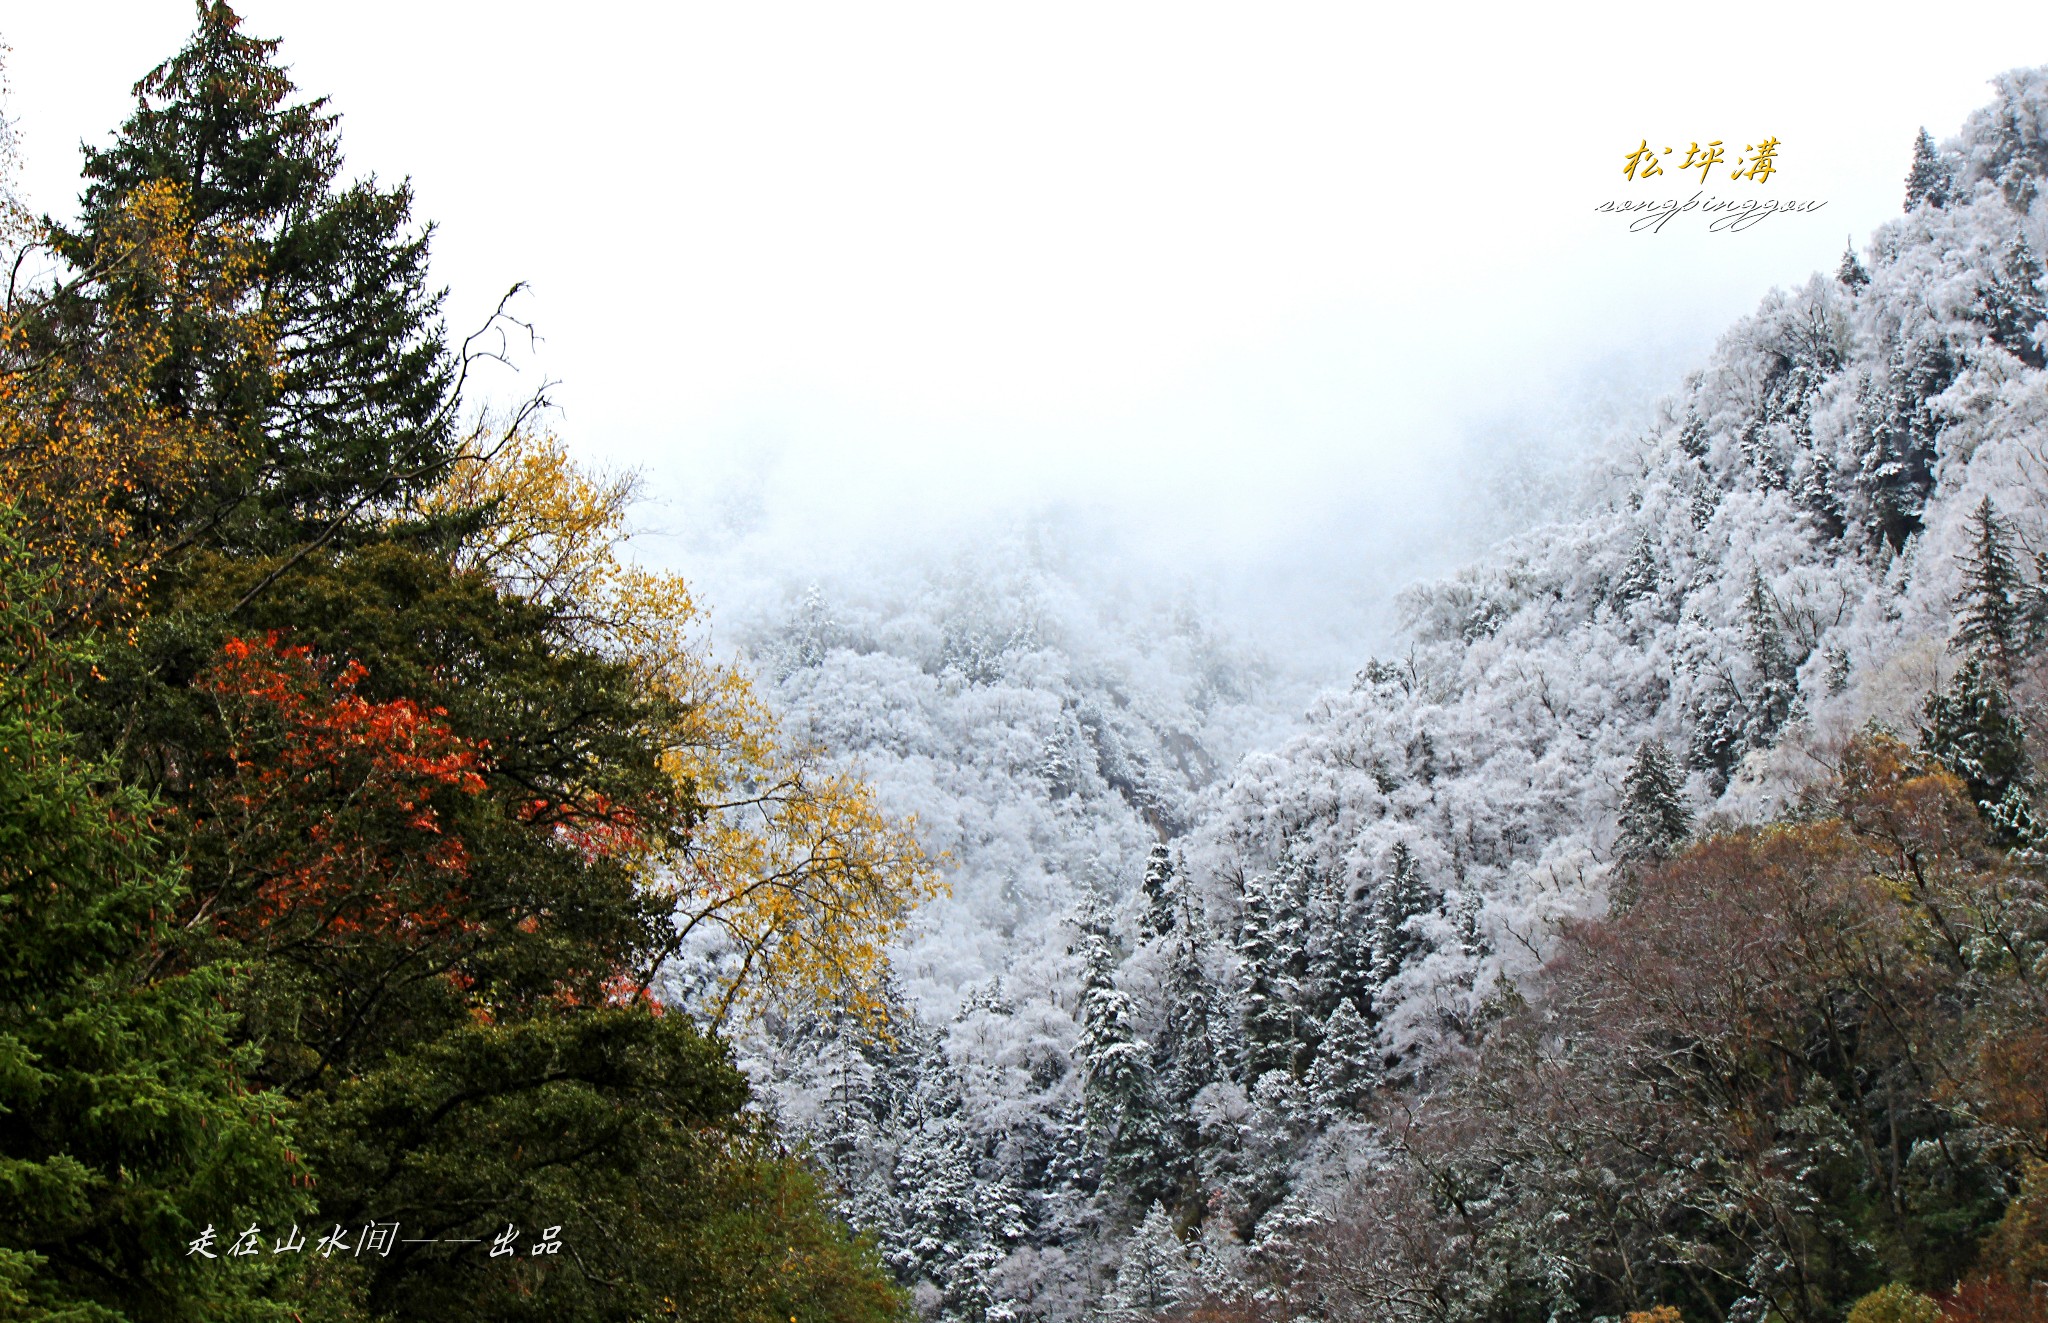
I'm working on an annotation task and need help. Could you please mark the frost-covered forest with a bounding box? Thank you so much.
[721,75,2048,1323]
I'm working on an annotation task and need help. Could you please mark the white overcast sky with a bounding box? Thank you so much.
[7,4,2048,639]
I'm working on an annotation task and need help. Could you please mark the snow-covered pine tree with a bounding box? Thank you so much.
[1838,241,1871,290]
[1743,570,1799,749]
[1973,235,2047,369]
[1102,1204,1191,1321]
[1138,842,1175,941]
[890,1065,1013,1322]
[1616,738,1692,868]
[1236,862,1309,1081]
[1905,127,1952,209]
[1990,90,2044,210]
[1156,892,1223,1185]
[1076,921,1171,1217]
[1852,336,1949,552]
[1305,996,1378,1119]
[1613,530,1660,607]
[1301,863,1367,1025]
[1953,496,2028,679]
[1922,653,2034,822]
[1367,842,1431,1003]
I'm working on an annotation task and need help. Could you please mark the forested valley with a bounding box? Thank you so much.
[3,8,2048,1323]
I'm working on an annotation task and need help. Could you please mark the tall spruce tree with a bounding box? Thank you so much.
[1905,127,1952,210]
[1103,1204,1191,1321]
[888,1068,1011,1323]
[1922,654,2032,820]
[1304,996,1377,1119]
[1953,496,2028,679]
[53,1,458,554]
[1138,841,1176,941]
[1367,843,1430,1005]
[1236,869,1305,1081]
[1156,891,1223,1194]
[1744,570,1799,749]
[1616,738,1692,867]
[1076,921,1169,1215]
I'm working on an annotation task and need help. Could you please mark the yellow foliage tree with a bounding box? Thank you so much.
[419,427,944,1029]
[0,177,267,627]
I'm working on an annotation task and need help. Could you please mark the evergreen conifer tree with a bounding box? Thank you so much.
[1236,868,1307,1080]
[1103,1203,1191,1321]
[1305,997,1378,1119]
[1161,894,1219,1083]
[1973,236,2048,368]
[0,523,303,1319]
[889,1070,1008,1323]
[52,1,458,553]
[1301,863,1367,1024]
[1138,841,1176,941]
[1921,653,2033,819]
[1614,531,1660,605]
[1905,127,1952,210]
[1616,738,1692,866]
[1953,496,2028,679]
[1367,843,1430,1004]
[1076,923,1170,1215]
[1744,570,1799,747]
[1838,242,1871,290]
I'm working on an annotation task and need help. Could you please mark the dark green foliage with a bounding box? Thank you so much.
[4,8,907,1320]
[0,516,304,1322]
[294,1010,899,1323]
[1921,653,2033,822]
[52,1,456,553]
